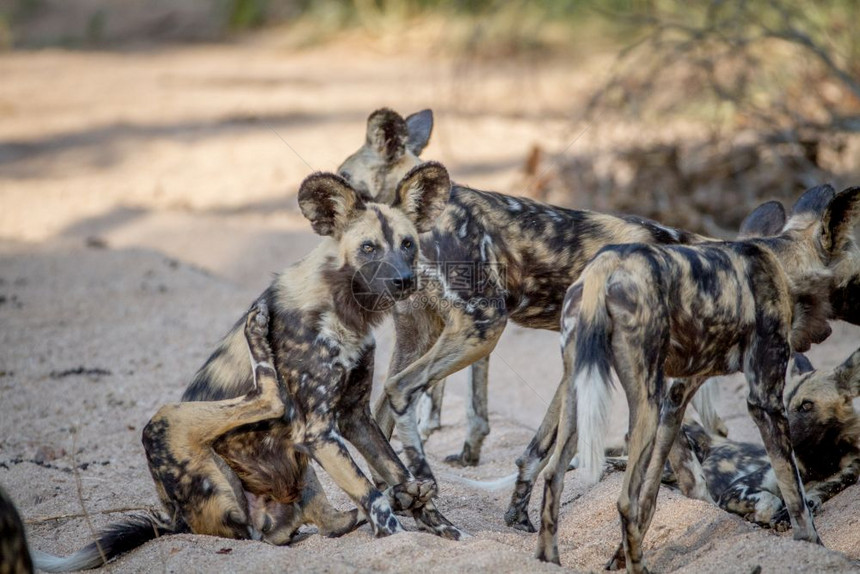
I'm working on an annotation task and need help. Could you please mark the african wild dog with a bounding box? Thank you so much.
[503,195,791,533]
[1,485,32,574]
[606,349,860,530]
[32,164,459,572]
[536,185,860,571]
[338,110,749,511]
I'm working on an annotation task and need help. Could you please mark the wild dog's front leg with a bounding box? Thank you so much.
[805,456,860,508]
[417,379,445,441]
[338,349,432,509]
[445,356,491,467]
[384,312,505,484]
[304,418,403,538]
[339,346,467,540]
[745,337,821,545]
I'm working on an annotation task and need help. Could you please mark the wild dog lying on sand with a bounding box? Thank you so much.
[503,198,791,532]
[32,164,459,572]
[339,110,743,506]
[606,349,860,530]
[1,485,33,574]
[536,184,860,572]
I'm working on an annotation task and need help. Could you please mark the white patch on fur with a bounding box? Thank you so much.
[458,220,469,238]
[479,234,493,263]
[653,223,680,241]
[691,378,722,435]
[506,197,522,212]
[575,366,612,485]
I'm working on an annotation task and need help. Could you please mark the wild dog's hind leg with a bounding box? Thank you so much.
[745,334,821,544]
[142,301,286,539]
[506,358,566,532]
[535,343,579,564]
[445,356,491,467]
[606,377,705,571]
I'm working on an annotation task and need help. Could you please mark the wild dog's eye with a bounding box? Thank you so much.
[361,242,376,254]
[401,238,414,250]
[799,400,814,412]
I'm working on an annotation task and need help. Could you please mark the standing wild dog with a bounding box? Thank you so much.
[339,110,744,504]
[503,197,791,532]
[606,349,860,530]
[32,164,460,572]
[536,184,860,571]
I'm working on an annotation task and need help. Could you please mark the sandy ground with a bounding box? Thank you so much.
[1,37,859,573]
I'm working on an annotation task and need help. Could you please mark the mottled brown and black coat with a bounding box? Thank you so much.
[534,185,860,572]
[31,164,460,572]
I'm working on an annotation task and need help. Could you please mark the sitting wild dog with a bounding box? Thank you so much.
[337,109,741,513]
[536,184,860,572]
[1,485,33,574]
[32,164,458,572]
[606,349,860,530]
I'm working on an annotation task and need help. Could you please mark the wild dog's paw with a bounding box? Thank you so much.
[389,479,437,510]
[413,500,470,540]
[367,492,404,537]
[246,299,270,339]
[767,506,792,532]
[503,505,536,533]
[443,446,479,467]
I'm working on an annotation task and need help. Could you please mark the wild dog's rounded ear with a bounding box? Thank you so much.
[405,109,433,156]
[298,173,365,238]
[790,183,836,218]
[822,186,860,254]
[790,353,815,377]
[366,108,408,162]
[738,200,786,239]
[834,346,860,396]
[393,161,451,233]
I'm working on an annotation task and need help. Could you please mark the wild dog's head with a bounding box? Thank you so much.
[785,185,860,322]
[757,185,860,350]
[337,108,433,205]
[299,161,450,321]
[785,348,860,482]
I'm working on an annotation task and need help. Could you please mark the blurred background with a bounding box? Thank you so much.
[2,0,858,246]
[2,8,860,563]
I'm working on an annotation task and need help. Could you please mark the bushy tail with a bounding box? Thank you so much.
[572,254,619,485]
[32,511,176,572]
[437,471,518,493]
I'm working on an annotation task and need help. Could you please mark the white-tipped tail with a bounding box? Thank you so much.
[31,548,104,573]
[438,471,518,492]
[575,366,612,485]
[691,378,722,436]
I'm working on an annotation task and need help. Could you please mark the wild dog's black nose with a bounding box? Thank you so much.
[392,272,415,291]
